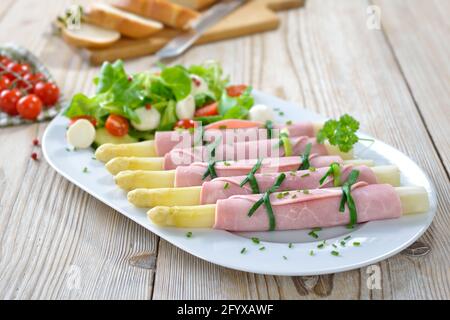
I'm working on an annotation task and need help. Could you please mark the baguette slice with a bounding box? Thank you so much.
[86,2,163,39]
[170,0,216,10]
[61,22,121,49]
[114,0,200,29]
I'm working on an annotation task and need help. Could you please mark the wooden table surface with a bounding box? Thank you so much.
[0,0,449,300]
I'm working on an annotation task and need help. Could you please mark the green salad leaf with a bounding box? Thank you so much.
[64,60,255,138]
[159,100,177,130]
[219,86,254,119]
[188,61,228,100]
[160,65,191,101]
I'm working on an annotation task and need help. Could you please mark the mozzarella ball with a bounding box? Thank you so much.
[176,95,196,120]
[191,75,209,95]
[66,119,96,149]
[131,107,161,131]
[249,104,275,123]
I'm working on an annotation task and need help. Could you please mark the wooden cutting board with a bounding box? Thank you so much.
[87,0,305,64]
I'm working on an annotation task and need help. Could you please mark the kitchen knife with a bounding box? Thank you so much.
[155,0,245,60]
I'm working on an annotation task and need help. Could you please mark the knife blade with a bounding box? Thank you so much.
[155,0,245,60]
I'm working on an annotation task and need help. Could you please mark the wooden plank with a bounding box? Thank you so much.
[152,0,450,299]
[373,0,450,174]
[0,0,159,299]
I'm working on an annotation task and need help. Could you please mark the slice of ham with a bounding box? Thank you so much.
[200,165,377,204]
[214,183,402,231]
[164,136,326,169]
[154,121,315,156]
[174,155,342,187]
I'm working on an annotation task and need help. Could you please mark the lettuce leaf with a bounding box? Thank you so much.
[188,61,229,100]
[218,86,254,119]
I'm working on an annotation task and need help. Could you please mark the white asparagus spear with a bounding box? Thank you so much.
[106,157,164,175]
[114,159,375,191]
[148,186,429,228]
[127,165,400,207]
[95,140,156,163]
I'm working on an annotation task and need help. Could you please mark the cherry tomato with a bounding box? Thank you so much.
[70,115,97,127]
[194,102,218,117]
[0,57,11,71]
[226,85,247,97]
[174,119,196,130]
[16,94,42,120]
[23,73,45,86]
[33,81,59,106]
[105,114,129,137]
[5,62,30,81]
[0,76,12,92]
[0,89,21,115]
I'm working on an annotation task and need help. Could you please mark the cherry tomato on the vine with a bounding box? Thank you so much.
[0,76,12,92]
[0,89,21,115]
[33,81,59,106]
[16,94,42,120]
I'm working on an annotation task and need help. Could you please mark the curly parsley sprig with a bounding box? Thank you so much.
[317,114,360,153]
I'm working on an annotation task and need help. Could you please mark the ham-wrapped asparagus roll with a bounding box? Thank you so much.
[95,120,322,162]
[154,121,319,156]
[164,136,352,170]
[128,164,400,208]
[175,155,346,187]
[200,165,378,204]
[214,183,401,231]
[116,154,368,191]
[147,184,430,231]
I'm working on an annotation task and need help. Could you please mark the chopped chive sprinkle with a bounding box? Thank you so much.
[344,235,352,241]
[283,191,290,196]
[302,189,310,194]
[308,230,319,239]
[286,120,293,125]
[291,194,297,199]
[251,237,260,244]
[309,167,316,172]
[240,247,247,254]
[223,182,230,190]
[301,173,310,178]
[279,111,285,116]
[290,171,297,176]
[65,148,71,152]
[276,193,284,199]
[331,250,339,256]
[340,241,346,247]
[283,256,287,260]
[312,227,322,232]
[259,246,266,251]
[353,242,361,247]
[288,243,293,248]
[91,156,96,160]
[82,167,88,173]
[186,231,192,238]
[223,161,231,166]
[309,250,315,256]
[317,243,325,249]
[332,244,338,248]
